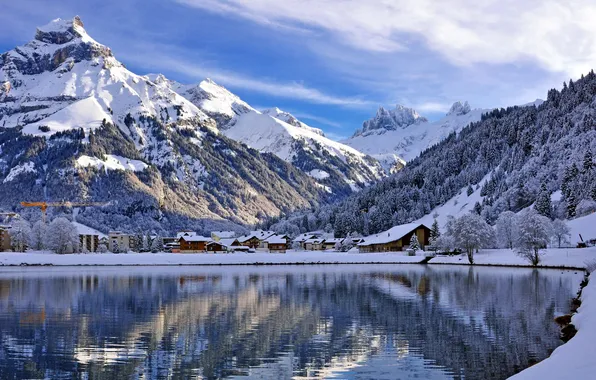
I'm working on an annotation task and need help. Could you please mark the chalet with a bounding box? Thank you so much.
[220,238,250,252]
[292,232,322,250]
[304,238,325,251]
[206,241,227,253]
[178,235,211,253]
[211,231,237,241]
[0,225,11,252]
[263,235,288,253]
[358,223,431,253]
[238,230,275,249]
[177,230,198,239]
[322,238,343,251]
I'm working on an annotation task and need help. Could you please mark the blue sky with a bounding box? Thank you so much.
[1,0,594,140]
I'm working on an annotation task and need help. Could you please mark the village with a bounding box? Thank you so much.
[0,216,432,256]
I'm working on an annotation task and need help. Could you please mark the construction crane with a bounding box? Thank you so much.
[20,201,109,223]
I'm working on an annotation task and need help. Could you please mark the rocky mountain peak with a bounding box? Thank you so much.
[35,16,87,45]
[353,104,427,137]
[447,101,471,116]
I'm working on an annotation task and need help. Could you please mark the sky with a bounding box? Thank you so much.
[1,0,595,140]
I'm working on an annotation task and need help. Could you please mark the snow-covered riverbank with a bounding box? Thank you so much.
[510,271,596,380]
[428,247,596,269]
[1,247,595,268]
[0,250,425,266]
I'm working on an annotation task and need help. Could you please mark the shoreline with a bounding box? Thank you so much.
[0,248,593,270]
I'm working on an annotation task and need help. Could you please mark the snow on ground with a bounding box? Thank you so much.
[308,169,330,179]
[568,212,596,245]
[429,247,596,269]
[2,162,36,183]
[0,251,425,266]
[2,248,594,268]
[511,271,596,380]
[77,154,148,172]
[22,97,113,137]
[415,172,492,228]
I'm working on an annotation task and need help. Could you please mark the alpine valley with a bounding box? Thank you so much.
[0,17,401,234]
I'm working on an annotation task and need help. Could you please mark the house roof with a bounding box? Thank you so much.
[358,223,428,247]
[177,231,198,239]
[237,230,275,242]
[305,238,324,244]
[219,238,240,247]
[293,232,322,242]
[324,238,343,244]
[265,235,287,244]
[211,230,236,238]
[73,221,107,238]
[179,235,211,242]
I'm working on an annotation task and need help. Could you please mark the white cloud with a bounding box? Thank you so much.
[175,0,596,77]
[120,50,375,108]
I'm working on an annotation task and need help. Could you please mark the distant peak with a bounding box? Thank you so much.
[35,16,87,44]
[447,101,471,116]
[355,104,426,136]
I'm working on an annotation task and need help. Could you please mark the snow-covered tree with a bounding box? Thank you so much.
[452,213,493,264]
[97,243,108,253]
[534,183,552,218]
[30,220,46,250]
[435,235,456,254]
[409,234,421,255]
[576,199,596,217]
[10,219,31,252]
[551,219,571,248]
[46,217,79,254]
[430,219,440,243]
[112,241,120,254]
[515,209,553,266]
[151,235,163,253]
[495,211,517,249]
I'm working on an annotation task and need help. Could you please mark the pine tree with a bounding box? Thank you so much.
[409,234,421,254]
[534,183,552,218]
[467,185,474,196]
[430,219,441,243]
[583,150,593,172]
[151,236,163,253]
[566,193,578,218]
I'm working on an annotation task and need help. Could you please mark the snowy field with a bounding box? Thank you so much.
[0,250,425,266]
[1,247,595,268]
[429,247,596,269]
[512,271,596,380]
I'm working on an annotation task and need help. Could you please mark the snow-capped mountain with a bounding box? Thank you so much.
[0,17,333,232]
[221,110,385,196]
[342,101,486,172]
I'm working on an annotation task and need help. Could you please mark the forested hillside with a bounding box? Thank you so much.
[267,72,596,237]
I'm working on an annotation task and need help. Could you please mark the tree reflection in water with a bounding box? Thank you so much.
[0,265,582,379]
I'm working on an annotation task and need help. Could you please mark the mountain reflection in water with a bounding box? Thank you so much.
[0,265,583,379]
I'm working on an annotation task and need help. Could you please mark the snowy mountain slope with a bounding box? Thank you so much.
[0,17,328,232]
[261,107,325,136]
[143,75,385,195]
[222,110,386,196]
[342,101,486,171]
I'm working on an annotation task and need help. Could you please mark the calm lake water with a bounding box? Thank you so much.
[0,265,583,380]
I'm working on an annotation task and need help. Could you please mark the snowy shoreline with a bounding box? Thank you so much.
[511,271,596,380]
[1,247,594,269]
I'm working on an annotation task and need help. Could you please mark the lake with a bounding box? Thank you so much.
[0,265,583,379]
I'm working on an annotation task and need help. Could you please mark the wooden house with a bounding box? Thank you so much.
[0,225,11,252]
[220,238,250,252]
[263,235,288,253]
[206,241,226,253]
[358,223,431,253]
[292,232,322,250]
[304,238,325,251]
[322,238,343,251]
[238,230,275,249]
[178,235,211,253]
